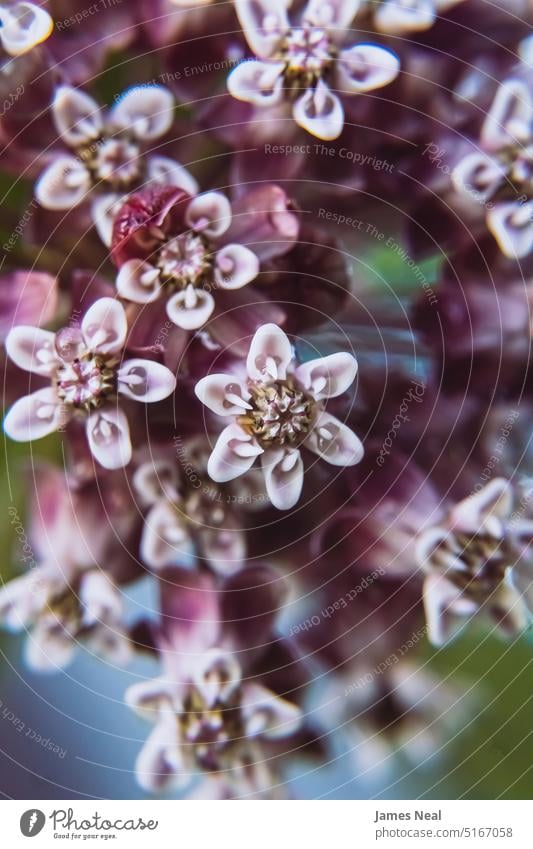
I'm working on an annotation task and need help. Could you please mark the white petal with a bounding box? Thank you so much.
[241,682,302,739]
[201,525,247,576]
[134,709,188,793]
[116,259,162,304]
[125,677,176,721]
[110,85,175,140]
[117,358,176,403]
[192,649,242,707]
[91,193,123,247]
[0,2,53,56]
[374,0,435,34]
[423,573,476,647]
[166,286,215,330]
[227,59,285,107]
[304,0,359,32]
[214,244,260,290]
[5,326,57,376]
[293,80,344,141]
[79,571,122,627]
[305,411,364,466]
[262,447,304,510]
[132,459,180,505]
[246,323,293,381]
[4,388,63,442]
[451,152,506,203]
[140,500,193,570]
[449,478,512,537]
[295,352,357,400]
[235,0,290,58]
[86,407,132,469]
[185,192,232,239]
[146,155,199,195]
[481,79,533,151]
[195,373,251,416]
[35,156,91,210]
[487,201,533,259]
[207,424,263,483]
[25,623,76,671]
[81,297,127,355]
[52,85,103,146]
[335,44,400,94]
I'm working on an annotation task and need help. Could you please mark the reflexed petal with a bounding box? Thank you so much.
[185,192,232,239]
[146,155,199,195]
[116,259,162,304]
[86,407,132,469]
[481,79,533,151]
[35,157,91,210]
[192,649,242,707]
[449,478,512,538]
[423,573,477,646]
[135,709,188,793]
[303,0,360,32]
[507,562,533,618]
[132,459,180,505]
[295,352,357,400]
[52,85,103,146]
[235,0,290,58]
[262,447,304,510]
[25,622,76,671]
[110,85,175,140]
[293,80,344,141]
[0,569,51,630]
[374,0,435,34]
[125,677,177,720]
[241,682,302,739]
[201,524,247,576]
[0,2,53,56]
[214,244,260,290]
[91,193,122,247]
[335,44,400,93]
[195,373,251,416]
[117,358,176,403]
[305,411,364,466]
[451,152,506,203]
[246,323,293,381]
[4,389,63,442]
[207,424,263,483]
[487,201,533,259]
[81,296,127,354]
[79,571,122,627]
[166,286,215,330]
[140,500,193,570]
[227,59,285,107]
[5,326,57,375]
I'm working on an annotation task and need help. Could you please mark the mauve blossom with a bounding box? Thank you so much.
[227,0,399,140]
[0,2,52,56]
[3,297,177,469]
[35,84,197,245]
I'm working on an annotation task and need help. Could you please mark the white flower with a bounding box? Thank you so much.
[195,323,363,510]
[4,297,177,469]
[227,0,399,140]
[0,2,53,56]
[35,84,198,245]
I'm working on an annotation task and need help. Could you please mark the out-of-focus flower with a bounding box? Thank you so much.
[112,186,261,331]
[452,74,533,258]
[35,84,197,244]
[195,323,363,510]
[0,2,52,56]
[4,297,176,469]
[416,478,533,645]
[227,0,399,140]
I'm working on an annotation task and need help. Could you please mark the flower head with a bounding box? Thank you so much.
[195,323,363,509]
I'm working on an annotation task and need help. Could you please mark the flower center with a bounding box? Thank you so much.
[429,530,513,600]
[239,379,316,447]
[180,686,244,773]
[157,232,211,288]
[54,328,116,411]
[78,134,143,190]
[282,26,334,87]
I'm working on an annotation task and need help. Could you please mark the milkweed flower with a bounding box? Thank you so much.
[227,0,399,140]
[0,2,52,56]
[35,84,197,244]
[4,297,176,469]
[195,323,363,510]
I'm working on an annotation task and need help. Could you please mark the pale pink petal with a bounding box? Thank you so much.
[374,0,435,34]
[25,623,76,671]
[207,424,263,483]
[335,44,400,94]
[140,500,193,570]
[146,155,199,195]
[235,0,290,58]
[132,459,180,505]
[134,709,188,793]
[81,297,127,355]
[185,192,232,239]
[0,2,53,56]
[91,193,123,247]
[295,352,357,400]
[125,677,177,720]
[451,152,506,203]
[86,407,132,469]
[5,326,57,375]
[192,649,242,707]
[52,85,103,146]
[79,571,122,627]
[214,244,260,290]
[116,259,162,304]
[35,156,91,210]
[262,447,304,510]
[303,0,360,32]
[117,358,176,403]
[227,59,285,107]
[201,523,247,576]
[293,80,344,141]
[423,573,477,646]
[305,411,364,466]
[4,388,63,442]
[166,286,215,330]
[110,85,175,140]
[241,682,302,739]
[481,79,533,151]
[246,323,293,381]
[449,478,512,538]
[487,201,533,259]
[195,373,251,416]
